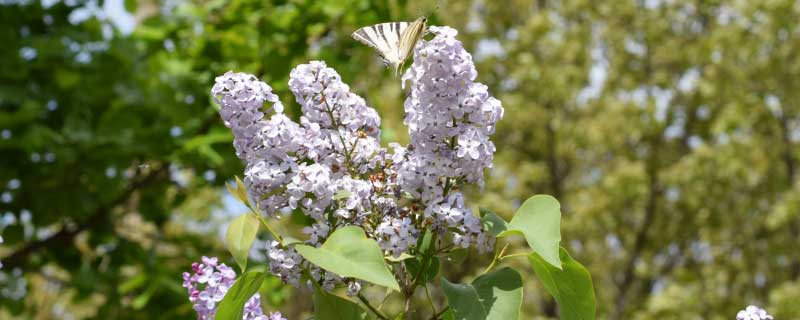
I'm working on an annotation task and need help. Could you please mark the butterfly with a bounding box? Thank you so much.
[351,16,428,76]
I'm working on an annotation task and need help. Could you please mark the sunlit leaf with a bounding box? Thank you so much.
[529,247,596,320]
[498,195,562,268]
[295,226,400,291]
[442,268,523,320]
[216,271,265,320]
[312,289,363,320]
[226,213,260,271]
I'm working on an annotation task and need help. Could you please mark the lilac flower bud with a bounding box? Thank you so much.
[347,281,362,297]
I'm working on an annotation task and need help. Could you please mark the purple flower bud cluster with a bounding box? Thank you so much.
[211,26,503,289]
[182,256,285,320]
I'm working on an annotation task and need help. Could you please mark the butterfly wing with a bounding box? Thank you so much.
[352,22,409,68]
[396,17,427,73]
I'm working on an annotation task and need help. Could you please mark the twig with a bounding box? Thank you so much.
[358,292,389,320]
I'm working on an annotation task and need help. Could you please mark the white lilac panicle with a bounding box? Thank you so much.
[401,26,503,195]
[736,305,773,320]
[211,71,285,163]
[182,256,270,320]
[400,25,502,251]
[212,71,302,218]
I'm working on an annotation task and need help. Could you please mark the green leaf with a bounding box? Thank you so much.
[498,195,562,268]
[216,271,265,320]
[385,253,415,262]
[529,248,596,320]
[417,229,434,254]
[235,176,249,204]
[480,212,508,237]
[405,256,440,283]
[295,226,400,291]
[472,268,523,320]
[312,289,363,320]
[282,236,303,246]
[226,213,260,272]
[442,268,523,320]
[225,175,251,207]
[442,278,486,320]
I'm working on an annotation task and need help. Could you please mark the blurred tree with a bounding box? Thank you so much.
[442,0,800,319]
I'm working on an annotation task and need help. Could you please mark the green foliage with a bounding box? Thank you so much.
[312,289,364,320]
[295,226,400,291]
[493,195,562,268]
[405,256,440,284]
[530,248,596,320]
[442,268,523,320]
[216,271,265,320]
[225,213,260,272]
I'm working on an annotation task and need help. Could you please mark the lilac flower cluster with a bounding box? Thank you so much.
[211,26,503,290]
[399,26,502,252]
[736,305,773,320]
[182,256,285,320]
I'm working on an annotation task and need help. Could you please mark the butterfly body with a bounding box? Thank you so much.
[352,16,428,76]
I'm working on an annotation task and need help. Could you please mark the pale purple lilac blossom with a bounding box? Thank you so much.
[210,26,502,290]
[736,305,773,320]
[182,256,277,320]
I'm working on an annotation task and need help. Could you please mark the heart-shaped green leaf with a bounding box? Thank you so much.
[226,213,260,272]
[215,271,265,320]
[442,268,523,320]
[312,289,363,320]
[295,226,400,291]
[498,195,562,268]
[480,211,508,237]
[529,247,596,320]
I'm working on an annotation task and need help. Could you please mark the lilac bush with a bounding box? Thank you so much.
[191,25,593,320]
[210,26,500,292]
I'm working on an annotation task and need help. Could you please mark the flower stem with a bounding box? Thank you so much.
[481,243,509,275]
[358,292,389,320]
[254,213,283,245]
